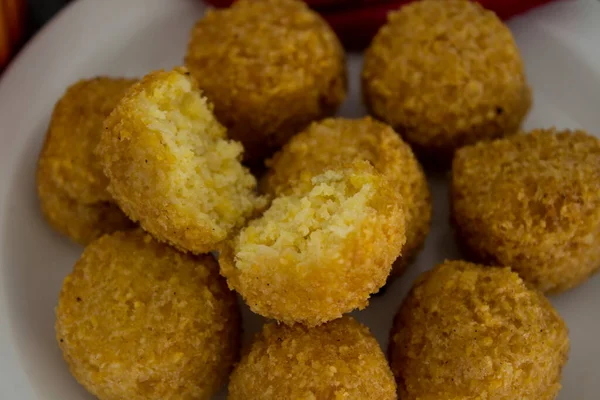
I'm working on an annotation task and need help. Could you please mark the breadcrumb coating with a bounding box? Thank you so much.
[390,260,569,400]
[55,230,240,400]
[229,317,397,400]
[263,117,430,276]
[451,129,600,293]
[185,0,347,162]
[37,175,133,245]
[36,78,135,244]
[362,0,531,157]
[97,68,265,254]
[220,161,405,326]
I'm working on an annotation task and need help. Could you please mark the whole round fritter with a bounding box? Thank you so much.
[263,117,430,276]
[390,260,569,400]
[97,69,265,254]
[185,0,347,163]
[220,161,405,326]
[229,316,397,400]
[36,78,136,244]
[451,129,600,293]
[362,0,531,158]
[55,230,240,400]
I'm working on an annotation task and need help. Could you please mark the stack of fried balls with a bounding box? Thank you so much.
[36,0,600,399]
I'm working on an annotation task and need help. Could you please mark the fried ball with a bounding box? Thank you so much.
[362,0,531,158]
[36,78,136,244]
[97,68,265,254]
[220,161,405,326]
[55,230,240,400]
[229,316,397,400]
[451,129,600,293]
[263,117,431,276]
[390,260,570,400]
[185,0,347,163]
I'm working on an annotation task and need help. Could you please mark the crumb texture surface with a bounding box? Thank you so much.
[220,161,405,326]
[264,117,430,275]
[390,260,570,400]
[363,0,531,155]
[56,230,240,400]
[37,77,136,244]
[186,0,347,161]
[452,129,600,293]
[229,317,397,400]
[98,68,265,253]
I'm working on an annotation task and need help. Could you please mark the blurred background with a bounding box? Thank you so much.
[1,0,555,71]
[1,0,69,69]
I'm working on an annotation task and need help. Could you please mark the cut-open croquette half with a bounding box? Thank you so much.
[263,117,431,277]
[185,0,347,163]
[55,230,240,400]
[36,77,136,245]
[97,68,265,254]
[390,260,569,400]
[229,316,397,400]
[452,129,600,293]
[362,0,531,157]
[220,161,405,326]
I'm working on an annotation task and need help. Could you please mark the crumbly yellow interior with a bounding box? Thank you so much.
[139,74,261,239]
[235,169,376,269]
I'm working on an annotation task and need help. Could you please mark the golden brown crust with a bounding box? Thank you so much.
[97,68,265,254]
[229,317,397,400]
[185,0,347,162]
[362,0,531,157]
[55,230,240,400]
[40,78,137,203]
[390,260,569,400]
[220,162,405,326]
[36,172,133,245]
[36,78,136,244]
[451,129,600,293]
[263,117,431,276]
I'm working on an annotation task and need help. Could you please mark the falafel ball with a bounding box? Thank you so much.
[97,68,265,254]
[36,78,136,245]
[390,260,569,400]
[229,316,397,400]
[185,0,347,163]
[56,230,240,400]
[263,117,431,277]
[451,129,600,293]
[362,0,531,158]
[220,161,405,326]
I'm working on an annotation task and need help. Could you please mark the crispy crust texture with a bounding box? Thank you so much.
[263,117,430,276]
[390,260,570,400]
[185,0,347,162]
[451,129,600,293]
[36,174,133,245]
[229,317,397,400]
[362,0,531,157]
[55,230,240,400]
[220,161,405,326]
[36,78,136,244]
[97,68,265,254]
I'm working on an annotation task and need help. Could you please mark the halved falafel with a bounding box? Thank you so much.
[220,161,405,326]
[97,68,265,254]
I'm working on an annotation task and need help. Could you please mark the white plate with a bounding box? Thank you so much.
[1,0,600,398]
